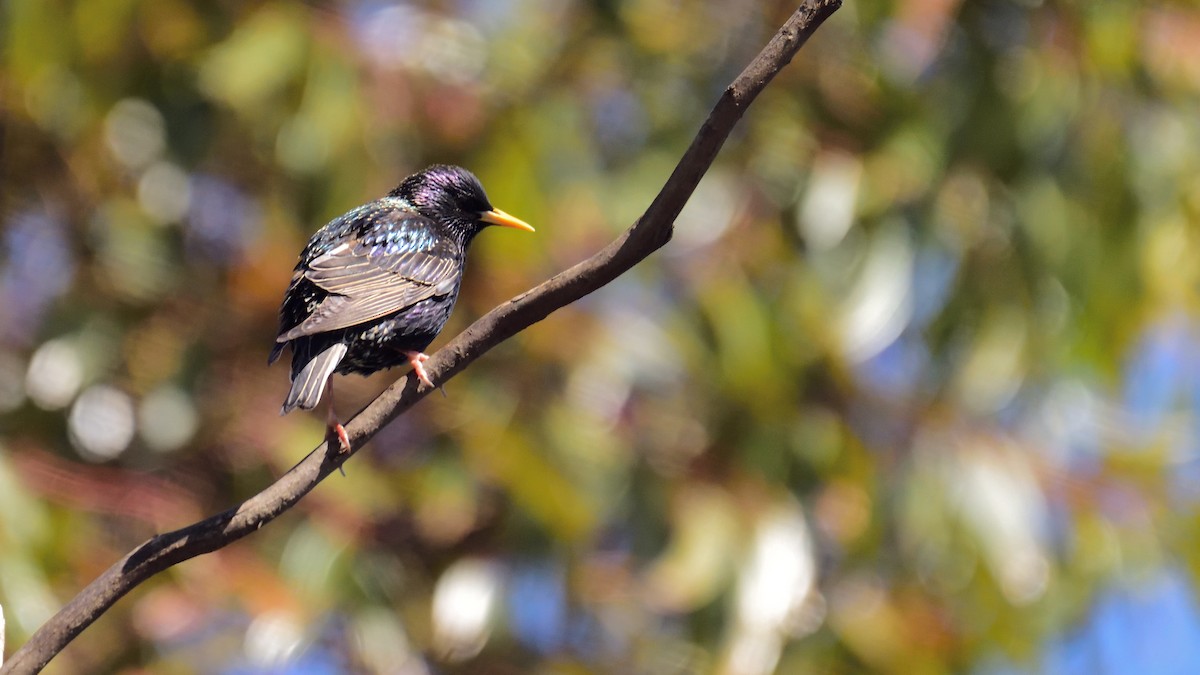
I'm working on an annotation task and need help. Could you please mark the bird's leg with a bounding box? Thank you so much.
[403,350,436,390]
[324,374,351,456]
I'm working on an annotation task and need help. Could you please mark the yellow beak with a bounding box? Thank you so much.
[480,208,535,232]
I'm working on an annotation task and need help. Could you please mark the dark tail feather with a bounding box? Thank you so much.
[268,340,286,365]
[281,343,348,414]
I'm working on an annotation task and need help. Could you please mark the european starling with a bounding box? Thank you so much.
[269,164,534,450]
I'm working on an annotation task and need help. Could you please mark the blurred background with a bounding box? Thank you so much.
[3,0,1200,672]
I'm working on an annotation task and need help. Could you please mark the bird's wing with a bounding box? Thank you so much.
[277,214,460,341]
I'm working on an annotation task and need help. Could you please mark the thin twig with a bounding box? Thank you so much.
[0,2,841,672]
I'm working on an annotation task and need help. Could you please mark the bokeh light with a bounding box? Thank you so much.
[138,385,199,453]
[68,385,135,462]
[432,558,500,661]
[25,338,84,411]
[104,98,167,170]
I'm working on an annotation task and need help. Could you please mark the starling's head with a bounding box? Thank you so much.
[391,164,534,240]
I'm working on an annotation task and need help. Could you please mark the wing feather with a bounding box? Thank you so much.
[277,212,461,342]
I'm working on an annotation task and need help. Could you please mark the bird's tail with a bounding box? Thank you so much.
[281,343,348,414]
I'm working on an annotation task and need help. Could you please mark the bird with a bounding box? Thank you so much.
[269,164,535,451]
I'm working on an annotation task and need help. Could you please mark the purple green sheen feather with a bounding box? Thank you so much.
[270,165,501,411]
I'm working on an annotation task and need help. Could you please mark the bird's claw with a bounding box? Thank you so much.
[328,422,351,454]
[404,351,435,389]
[327,423,350,477]
[333,420,348,451]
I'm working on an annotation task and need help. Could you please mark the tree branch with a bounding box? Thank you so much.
[0,3,841,672]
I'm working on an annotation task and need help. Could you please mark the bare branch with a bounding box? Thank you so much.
[0,3,841,672]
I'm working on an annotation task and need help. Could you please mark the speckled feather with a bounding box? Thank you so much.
[270,165,505,412]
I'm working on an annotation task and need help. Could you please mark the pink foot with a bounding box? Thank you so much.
[403,350,434,389]
[328,421,351,453]
[323,376,351,453]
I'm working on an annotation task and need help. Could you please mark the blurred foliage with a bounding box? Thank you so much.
[4,0,1200,673]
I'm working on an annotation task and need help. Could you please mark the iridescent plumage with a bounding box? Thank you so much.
[269,165,534,448]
